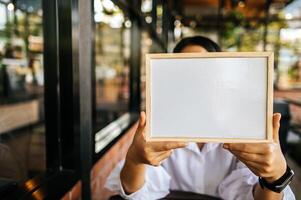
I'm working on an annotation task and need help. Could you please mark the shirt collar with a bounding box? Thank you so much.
[185,142,221,154]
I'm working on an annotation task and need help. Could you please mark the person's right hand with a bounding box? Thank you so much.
[126,111,188,166]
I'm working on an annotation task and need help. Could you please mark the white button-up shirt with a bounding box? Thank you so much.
[105,143,295,200]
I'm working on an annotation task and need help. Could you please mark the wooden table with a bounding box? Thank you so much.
[0,100,39,134]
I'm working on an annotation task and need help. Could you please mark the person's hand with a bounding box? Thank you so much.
[223,113,287,183]
[126,111,188,166]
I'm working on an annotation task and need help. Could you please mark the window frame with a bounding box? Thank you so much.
[0,0,167,199]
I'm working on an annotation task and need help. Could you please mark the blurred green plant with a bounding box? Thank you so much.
[221,10,287,52]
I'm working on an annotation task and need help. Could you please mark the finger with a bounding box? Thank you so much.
[238,157,263,170]
[155,150,173,165]
[223,143,265,154]
[273,113,281,143]
[156,149,172,158]
[148,149,171,158]
[157,142,188,151]
[239,159,268,177]
[152,142,188,151]
[139,111,146,128]
[147,150,172,166]
[238,158,271,177]
[230,150,266,163]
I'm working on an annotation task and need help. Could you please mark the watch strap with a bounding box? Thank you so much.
[258,165,294,193]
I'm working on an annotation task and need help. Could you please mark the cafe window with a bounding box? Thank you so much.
[0,0,45,182]
[277,25,301,89]
[140,31,163,110]
[93,0,131,154]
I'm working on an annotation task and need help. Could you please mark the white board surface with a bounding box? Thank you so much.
[146,53,273,142]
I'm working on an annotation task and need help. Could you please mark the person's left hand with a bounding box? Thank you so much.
[223,113,287,183]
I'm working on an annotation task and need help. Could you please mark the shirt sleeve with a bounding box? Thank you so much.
[218,160,296,200]
[104,159,171,200]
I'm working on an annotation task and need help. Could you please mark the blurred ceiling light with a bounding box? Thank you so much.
[285,13,293,20]
[7,3,14,11]
[269,7,278,15]
[125,20,132,28]
[157,6,163,16]
[145,16,152,24]
[238,1,245,8]
[94,12,104,23]
[109,13,124,28]
[141,0,152,13]
[102,0,115,11]
[94,0,103,12]
[174,20,181,27]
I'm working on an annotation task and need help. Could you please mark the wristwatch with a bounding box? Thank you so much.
[259,165,294,193]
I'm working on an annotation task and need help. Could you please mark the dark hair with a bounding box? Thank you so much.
[173,36,221,53]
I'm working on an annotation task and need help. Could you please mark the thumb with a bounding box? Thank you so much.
[272,113,281,143]
[135,111,146,137]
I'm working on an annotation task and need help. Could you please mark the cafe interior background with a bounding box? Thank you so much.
[0,0,301,199]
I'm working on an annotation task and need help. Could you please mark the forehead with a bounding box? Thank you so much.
[180,45,208,53]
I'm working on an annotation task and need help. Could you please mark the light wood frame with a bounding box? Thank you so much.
[145,52,274,143]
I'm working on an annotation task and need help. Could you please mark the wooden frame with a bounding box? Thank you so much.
[145,52,274,143]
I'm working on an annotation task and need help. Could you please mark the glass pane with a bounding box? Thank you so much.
[94,0,131,153]
[277,28,301,89]
[140,31,163,110]
[0,1,45,182]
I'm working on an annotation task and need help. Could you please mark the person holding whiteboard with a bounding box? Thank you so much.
[105,36,295,200]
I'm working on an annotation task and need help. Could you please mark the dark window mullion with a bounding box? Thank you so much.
[43,0,61,172]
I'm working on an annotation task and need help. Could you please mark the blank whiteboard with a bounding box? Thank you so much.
[145,52,274,143]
